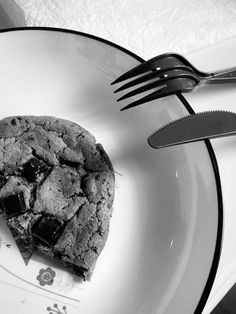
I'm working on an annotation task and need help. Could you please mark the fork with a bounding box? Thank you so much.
[111,52,236,111]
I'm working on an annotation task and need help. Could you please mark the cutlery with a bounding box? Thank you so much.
[148,110,236,149]
[111,53,236,111]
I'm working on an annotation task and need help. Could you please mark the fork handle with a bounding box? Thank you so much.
[210,66,236,79]
[204,67,236,84]
[205,77,236,85]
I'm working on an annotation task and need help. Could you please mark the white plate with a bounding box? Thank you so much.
[0,28,222,314]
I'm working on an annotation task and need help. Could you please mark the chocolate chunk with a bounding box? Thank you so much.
[0,170,7,189]
[0,193,26,219]
[73,265,89,278]
[21,158,49,182]
[32,216,64,247]
[59,158,80,168]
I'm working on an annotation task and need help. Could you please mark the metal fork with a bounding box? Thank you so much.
[111,52,236,111]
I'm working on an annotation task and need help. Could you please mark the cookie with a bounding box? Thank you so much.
[0,116,115,280]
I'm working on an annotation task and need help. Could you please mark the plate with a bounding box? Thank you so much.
[0,28,222,314]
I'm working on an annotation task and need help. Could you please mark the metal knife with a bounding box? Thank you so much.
[148,110,236,149]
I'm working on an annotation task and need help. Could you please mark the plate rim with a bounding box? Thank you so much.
[0,26,223,314]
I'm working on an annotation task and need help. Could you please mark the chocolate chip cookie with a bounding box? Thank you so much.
[0,116,115,280]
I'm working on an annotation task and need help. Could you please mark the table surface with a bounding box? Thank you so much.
[12,0,236,58]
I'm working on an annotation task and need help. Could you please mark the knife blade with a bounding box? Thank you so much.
[148,110,236,149]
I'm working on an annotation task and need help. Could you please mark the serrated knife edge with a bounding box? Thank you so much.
[148,110,236,149]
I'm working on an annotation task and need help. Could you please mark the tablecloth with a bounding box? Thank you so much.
[11,0,236,59]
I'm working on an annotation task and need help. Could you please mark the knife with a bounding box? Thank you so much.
[148,110,236,149]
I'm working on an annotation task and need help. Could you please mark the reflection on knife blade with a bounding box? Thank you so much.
[148,110,236,149]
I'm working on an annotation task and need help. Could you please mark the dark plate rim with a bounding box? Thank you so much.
[0,26,223,314]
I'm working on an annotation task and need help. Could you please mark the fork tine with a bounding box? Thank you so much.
[116,74,197,102]
[111,53,185,85]
[120,78,196,111]
[111,57,160,85]
[114,66,194,93]
[120,88,171,110]
[120,89,180,111]
[114,70,163,93]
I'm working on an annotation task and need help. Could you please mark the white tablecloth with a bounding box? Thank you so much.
[13,0,236,59]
